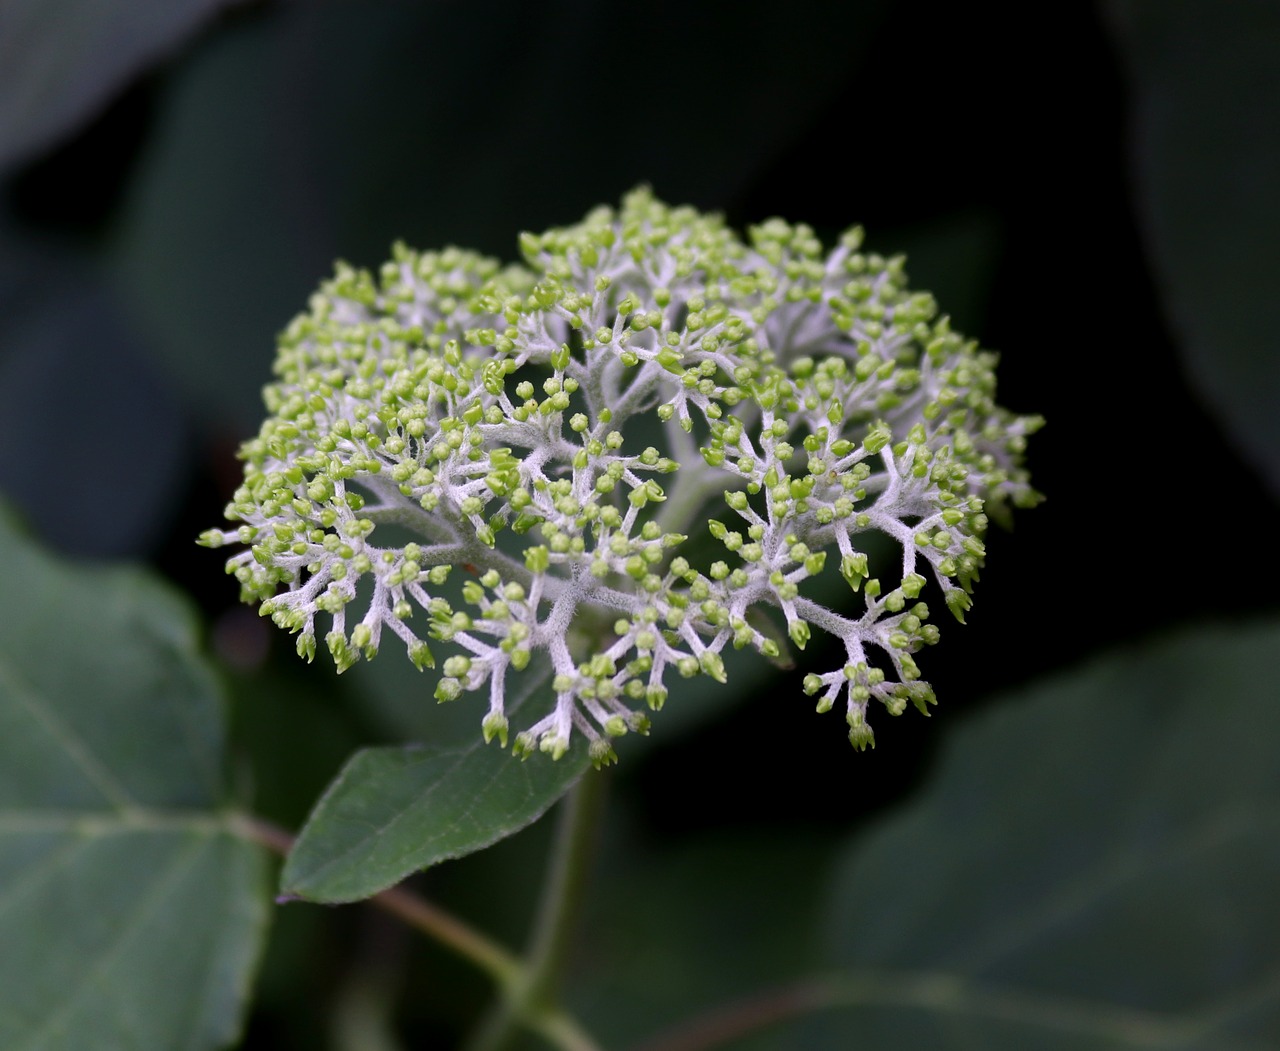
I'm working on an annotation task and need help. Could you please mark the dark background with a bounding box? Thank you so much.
[3,0,1277,1045]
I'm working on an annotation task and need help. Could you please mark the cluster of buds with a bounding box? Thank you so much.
[201,189,1041,765]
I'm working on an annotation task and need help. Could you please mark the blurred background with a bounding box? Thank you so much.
[2,0,1278,1046]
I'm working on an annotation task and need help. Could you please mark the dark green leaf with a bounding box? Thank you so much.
[1107,1,1280,498]
[798,620,1280,1050]
[108,0,890,426]
[0,0,237,172]
[282,658,590,903]
[0,228,187,558]
[564,829,837,1048]
[884,210,1001,338]
[0,506,269,1051]
[558,623,1280,1051]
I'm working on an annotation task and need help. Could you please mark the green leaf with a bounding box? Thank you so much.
[797,620,1280,1049]
[0,506,269,1051]
[282,657,590,903]
[0,0,237,172]
[1107,1,1280,499]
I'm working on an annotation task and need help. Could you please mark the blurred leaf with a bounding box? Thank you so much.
[282,657,590,903]
[781,620,1280,1049]
[562,622,1280,1051]
[225,659,368,830]
[0,505,269,1050]
[0,226,188,557]
[1107,0,1280,498]
[885,210,1001,338]
[108,0,890,427]
[0,0,239,172]
[565,830,836,1049]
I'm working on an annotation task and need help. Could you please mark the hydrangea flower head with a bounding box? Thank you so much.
[200,189,1041,765]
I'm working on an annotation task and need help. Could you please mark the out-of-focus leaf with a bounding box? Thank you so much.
[108,0,891,427]
[0,505,269,1049]
[885,210,1001,338]
[564,830,836,1049]
[0,227,187,557]
[282,657,590,903]
[779,620,1280,1049]
[561,622,1280,1051]
[1107,0,1280,498]
[224,660,368,831]
[0,0,240,172]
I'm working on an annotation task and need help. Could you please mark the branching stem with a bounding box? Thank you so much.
[463,770,610,1051]
[627,968,1196,1051]
[232,815,521,988]
[232,797,610,1051]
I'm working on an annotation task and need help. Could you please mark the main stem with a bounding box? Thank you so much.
[465,769,610,1051]
[234,815,521,987]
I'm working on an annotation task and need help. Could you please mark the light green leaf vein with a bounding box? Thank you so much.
[15,834,210,1050]
[0,655,134,809]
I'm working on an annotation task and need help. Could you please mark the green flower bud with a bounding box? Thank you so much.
[203,188,1038,763]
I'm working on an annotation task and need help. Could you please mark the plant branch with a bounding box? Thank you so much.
[626,980,828,1051]
[463,770,610,1051]
[524,769,609,1005]
[232,814,521,987]
[627,968,1195,1051]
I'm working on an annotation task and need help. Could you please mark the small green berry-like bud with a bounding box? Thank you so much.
[789,620,810,650]
[840,552,868,589]
[863,424,891,455]
[326,632,356,673]
[540,734,570,761]
[945,589,972,623]
[482,712,509,747]
[847,714,875,751]
[700,651,727,683]
[590,738,618,769]
[408,640,434,670]
[443,655,472,678]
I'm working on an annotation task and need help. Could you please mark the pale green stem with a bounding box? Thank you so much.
[463,771,610,1051]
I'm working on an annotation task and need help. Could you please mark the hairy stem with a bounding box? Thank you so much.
[463,770,610,1051]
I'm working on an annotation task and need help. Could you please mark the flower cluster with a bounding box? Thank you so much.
[201,189,1041,765]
